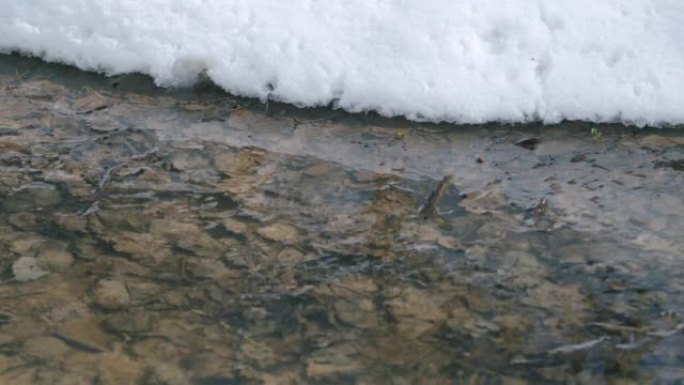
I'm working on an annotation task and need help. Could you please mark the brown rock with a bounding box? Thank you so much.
[94,352,146,384]
[93,279,130,310]
[302,163,332,176]
[184,257,240,282]
[7,212,36,229]
[257,223,299,243]
[57,316,114,352]
[306,345,362,379]
[144,364,189,385]
[385,287,447,338]
[23,336,70,361]
[112,231,171,264]
[12,256,48,282]
[333,298,378,329]
[103,311,154,335]
[38,248,75,271]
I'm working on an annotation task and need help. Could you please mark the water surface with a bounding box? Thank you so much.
[0,54,683,384]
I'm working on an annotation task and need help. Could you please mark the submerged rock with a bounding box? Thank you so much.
[257,223,300,243]
[143,364,189,385]
[93,279,131,310]
[2,182,62,212]
[37,248,74,271]
[23,336,70,361]
[103,311,154,335]
[306,345,362,380]
[12,256,48,281]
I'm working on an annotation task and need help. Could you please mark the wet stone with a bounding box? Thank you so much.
[2,182,62,212]
[37,248,75,272]
[143,364,189,385]
[306,345,363,380]
[56,316,114,352]
[515,137,541,151]
[302,162,332,176]
[184,257,240,281]
[385,287,448,338]
[181,351,236,382]
[54,213,88,232]
[12,256,48,281]
[0,127,19,136]
[170,150,211,171]
[23,336,70,361]
[93,279,131,311]
[257,223,300,243]
[7,212,37,230]
[103,311,154,335]
[333,298,378,329]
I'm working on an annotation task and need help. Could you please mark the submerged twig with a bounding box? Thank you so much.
[80,147,160,216]
[548,337,610,355]
[647,323,684,338]
[51,332,106,353]
[419,174,453,220]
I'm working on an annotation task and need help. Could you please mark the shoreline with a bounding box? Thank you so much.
[3,52,682,130]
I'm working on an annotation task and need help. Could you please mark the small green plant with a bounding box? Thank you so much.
[590,127,603,142]
[394,130,406,141]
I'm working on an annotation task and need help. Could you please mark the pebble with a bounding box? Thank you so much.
[23,336,69,361]
[93,279,131,310]
[103,311,154,335]
[2,182,62,212]
[12,256,48,282]
[143,364,189,385]
[257,223,299,243]
[38,249,74,271]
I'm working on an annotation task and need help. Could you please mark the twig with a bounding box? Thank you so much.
[548,337,610,354]
[419,175,453,219]
[51,332,106,353]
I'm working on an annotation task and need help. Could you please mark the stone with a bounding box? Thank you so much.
[38,249,75,271]
[385,287,447,338]
[184,257,241,282]
[93,279,131,310]
[143,364,189,385]
[7,212,36,229]
[170,150,210,171]
[221,217,250,235]
[112,232,171,264]
[306,345,362,379]
[12,256,48,281]
[257,223,299,243]
[460,189,505,215]
[92,352,146,384]
[103,311,154,335]
[23,336,70,361]
[333,298,378,329]
[54,213,88,232]
[2,182,62,212]
[57,316,114,352]
[302,163,332,176]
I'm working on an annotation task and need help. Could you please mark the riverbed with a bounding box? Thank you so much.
[0,54,683,384]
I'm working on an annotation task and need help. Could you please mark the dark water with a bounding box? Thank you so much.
[0,53,683,384]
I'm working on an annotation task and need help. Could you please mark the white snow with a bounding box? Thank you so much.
[1,0,683,125]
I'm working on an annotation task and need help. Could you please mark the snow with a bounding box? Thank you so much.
[1,0,683,125]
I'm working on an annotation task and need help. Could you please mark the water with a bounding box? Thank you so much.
[0,54,683,384]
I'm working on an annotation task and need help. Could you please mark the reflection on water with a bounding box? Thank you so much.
[0,54,683,384]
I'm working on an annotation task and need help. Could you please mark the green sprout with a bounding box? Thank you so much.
[590,127,603,142]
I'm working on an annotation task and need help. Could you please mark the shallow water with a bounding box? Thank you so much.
[0,54,683,384]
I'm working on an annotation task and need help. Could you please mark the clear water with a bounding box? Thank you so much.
[0,54,683,385]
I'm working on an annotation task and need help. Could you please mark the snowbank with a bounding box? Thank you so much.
[1,1,683,125]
